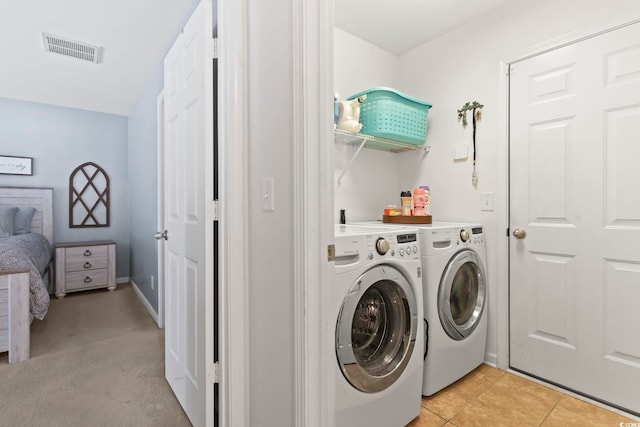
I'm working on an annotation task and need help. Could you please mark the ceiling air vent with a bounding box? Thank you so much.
[42,32,103,64]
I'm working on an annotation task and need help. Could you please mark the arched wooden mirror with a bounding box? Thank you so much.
[69,162,110,228]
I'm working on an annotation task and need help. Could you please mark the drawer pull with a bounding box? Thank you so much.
[84,262,92,269]
[84,250,92,257]
[84,276,92,283]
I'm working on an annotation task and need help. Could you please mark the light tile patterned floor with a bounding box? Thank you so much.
[407,364,637,427]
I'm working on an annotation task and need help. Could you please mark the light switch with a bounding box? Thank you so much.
[262,177,275,212]
[481,192,495,211]
[453,143,468,160]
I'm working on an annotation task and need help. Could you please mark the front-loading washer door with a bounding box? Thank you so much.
[336,264,417,393]
[438,250,487,340]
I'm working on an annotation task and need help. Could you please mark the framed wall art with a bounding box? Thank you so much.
[69,161,110,228]
[0,155,33,175]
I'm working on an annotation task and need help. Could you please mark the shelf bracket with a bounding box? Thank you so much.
[337,137,367,185]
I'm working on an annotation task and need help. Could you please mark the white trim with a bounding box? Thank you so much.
[498,9,640,373]
[495,59,510,371]
[218,0,249,425]
[504,10,640,64]
[292,0,305,424]
[156,90,165,329]
[129,278,160,327]
[298,1,335,426]
[484,351,498,368]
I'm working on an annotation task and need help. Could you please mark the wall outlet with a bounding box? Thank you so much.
[150,275,155,290]
[481,192,495,211]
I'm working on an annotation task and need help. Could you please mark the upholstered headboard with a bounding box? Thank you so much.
[0,187,54,245]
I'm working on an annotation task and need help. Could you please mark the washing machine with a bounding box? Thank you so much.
[333,224,424,427]
[420,222,488,395]
[351,221,488,396]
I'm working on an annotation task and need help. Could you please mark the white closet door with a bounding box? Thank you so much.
[509,22,640,413]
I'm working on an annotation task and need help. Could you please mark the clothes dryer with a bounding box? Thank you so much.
[350,221,488,396]
[333,224,424,427]
[420,222,488,395]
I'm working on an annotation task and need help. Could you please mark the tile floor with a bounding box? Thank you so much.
[407,364,638,427]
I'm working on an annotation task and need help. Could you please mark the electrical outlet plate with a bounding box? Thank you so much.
[453,143,468,160]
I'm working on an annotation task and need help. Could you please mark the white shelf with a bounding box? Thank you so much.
[334,128,430,184]
[334,128,430,153]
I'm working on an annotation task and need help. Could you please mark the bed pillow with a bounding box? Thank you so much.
[14,207,36,235]
[0,206,18,237]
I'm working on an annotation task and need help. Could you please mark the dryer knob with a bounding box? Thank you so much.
[375,238,390,255]
[460,229,470,242]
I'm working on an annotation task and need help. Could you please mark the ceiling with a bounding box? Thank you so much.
[335,0,518,55]
[0,0,197,116]
[1,1,516,116]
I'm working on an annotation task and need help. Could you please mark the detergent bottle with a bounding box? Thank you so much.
[422,186,431,215]
[413,187,427,216]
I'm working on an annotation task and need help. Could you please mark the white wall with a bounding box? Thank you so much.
[247,0,295,424]
[333,29,404,222]
[395,0,640,363]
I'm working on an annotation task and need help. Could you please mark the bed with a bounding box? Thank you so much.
[0,187,54,363]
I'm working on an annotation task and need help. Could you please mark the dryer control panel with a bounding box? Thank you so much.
[422,225,485,256]
[454,226,485,248]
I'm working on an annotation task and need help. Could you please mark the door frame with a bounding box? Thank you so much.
[219,0,333,425]
[156,90,165,329]
[496,11,640,371]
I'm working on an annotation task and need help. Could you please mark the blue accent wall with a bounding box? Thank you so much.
[127,64,163,311]
[126,0,200,315]
[0,97,130,277]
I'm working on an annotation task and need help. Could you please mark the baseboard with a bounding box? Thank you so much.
[116,276,130,285]
[129,278,160,327]
[484,351,498,367]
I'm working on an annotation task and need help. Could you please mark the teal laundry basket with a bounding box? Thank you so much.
[347,87,432,146]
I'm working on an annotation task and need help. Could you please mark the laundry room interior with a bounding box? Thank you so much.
[331,0,640,424]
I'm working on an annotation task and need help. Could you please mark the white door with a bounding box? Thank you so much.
[163,1,214,425]
[509,22,640,413]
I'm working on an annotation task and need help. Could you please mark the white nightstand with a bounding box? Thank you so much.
[55,240,116,299]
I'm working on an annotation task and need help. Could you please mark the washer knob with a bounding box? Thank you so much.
[460,229,470,242]
[375,238,390,255]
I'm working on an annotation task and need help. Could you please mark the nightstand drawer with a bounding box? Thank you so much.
[65,246,108,271]
[65,269,109,291]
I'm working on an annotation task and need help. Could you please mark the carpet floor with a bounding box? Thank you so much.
[0,284,191,427]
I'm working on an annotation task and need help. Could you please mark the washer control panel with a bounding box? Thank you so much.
[366,232,420,261]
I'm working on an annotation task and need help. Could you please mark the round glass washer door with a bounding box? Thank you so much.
[336,264,418,393]
[438,250,486,340]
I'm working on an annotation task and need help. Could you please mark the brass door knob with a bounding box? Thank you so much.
[512,228,527,239]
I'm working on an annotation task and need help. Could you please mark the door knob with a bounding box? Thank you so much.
[512,228,527,239]
[155,230,169,241]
